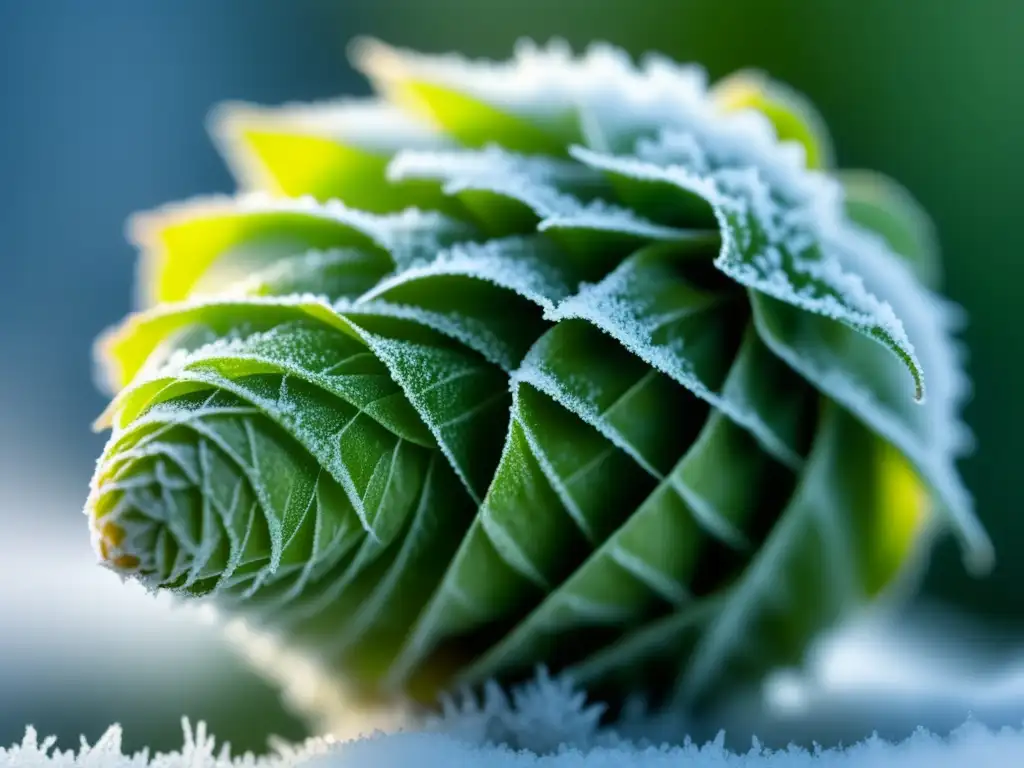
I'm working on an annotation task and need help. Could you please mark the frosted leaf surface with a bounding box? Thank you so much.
[132,194,472,306]
[354,38,710,154]
[354,332,510,503]
[752,224,989,569]
[543,247,806,468]
[389,146,705,249]
[100,321,434,446]
[571,145,925,402]
[513,320,706,479]
[97,294,361,393]
[355,237,587,370]
[362,237,577,313]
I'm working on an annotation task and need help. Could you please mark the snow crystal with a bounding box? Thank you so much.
[428,669,606,752]
[7,716,1024,768]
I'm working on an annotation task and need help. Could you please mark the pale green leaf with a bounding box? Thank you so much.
[213,99,461,215]
[353,39,578,155]
[100,320,433,447]
[131,195,470,306]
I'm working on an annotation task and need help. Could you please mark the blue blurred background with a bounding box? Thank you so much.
[1,0,1022,755]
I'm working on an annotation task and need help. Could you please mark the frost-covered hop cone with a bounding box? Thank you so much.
[86,40,990,712]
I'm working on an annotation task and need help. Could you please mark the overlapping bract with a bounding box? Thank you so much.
[85,40,989,711]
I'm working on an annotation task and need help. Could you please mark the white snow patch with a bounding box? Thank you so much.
[6,719,1024,768]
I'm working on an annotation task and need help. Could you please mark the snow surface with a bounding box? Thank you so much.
[5,719,1024,768]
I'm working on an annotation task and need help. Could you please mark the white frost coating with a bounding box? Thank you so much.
[348,299,521,372]
[93,311,424,595]
[361,335,500,504]
[0,720,337,768]
[96,292,358,394]
[538,200,701,244]
[512,363,663,481]
[87,399,286,593]
[355,38,819,193]
[388,146,584,216]
[355,38,709,142]
[389,145,600,193]
[104,323,431,452]
[430,669,607,752]
[541,257,805,472]
[634,131,711,174]
[569,145,925,401]
[548,260,716,382]
[324,38,931,408]
[829,227,970,460]
[388,146,697,242]
[133,193,472,277]
[328,722,1024,767]
[349,236,582,372]
[213,97,452,154]
[7,716,1024,768]
[107,328,338,427]
[360,237,574,312]
[171,373,374,538]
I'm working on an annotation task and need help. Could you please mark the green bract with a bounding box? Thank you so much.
[86,40,990,712]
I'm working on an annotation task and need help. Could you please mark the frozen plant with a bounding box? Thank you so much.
[84,38,989,729]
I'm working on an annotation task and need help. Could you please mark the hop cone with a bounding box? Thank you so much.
[86,40,990,711]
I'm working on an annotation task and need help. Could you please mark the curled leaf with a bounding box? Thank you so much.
[85,39,987,716]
